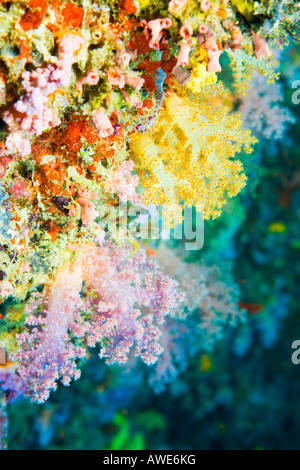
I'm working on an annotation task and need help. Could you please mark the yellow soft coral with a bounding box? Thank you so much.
[186,63,217,94]
[130,90,257,227]
[230,0,255,21]
[185,45,217,93]
[228,46,280,96]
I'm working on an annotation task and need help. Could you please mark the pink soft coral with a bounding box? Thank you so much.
[11,264,85,403]
[102,160,142,203]
[12,243,184,403]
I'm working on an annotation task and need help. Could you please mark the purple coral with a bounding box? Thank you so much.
[11,264,86,403]
[81,243,184,365]
[0,363,26,402]
[12,243,184,402]
[239,71,295,140]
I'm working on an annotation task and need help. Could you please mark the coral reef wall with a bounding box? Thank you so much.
[0,0,299,450]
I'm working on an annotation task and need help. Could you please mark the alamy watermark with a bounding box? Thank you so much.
[291,340,300,364]
[98,202,204,251]
[292,81,300,105]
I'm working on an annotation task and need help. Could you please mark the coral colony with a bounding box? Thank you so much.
[0,0,298,449]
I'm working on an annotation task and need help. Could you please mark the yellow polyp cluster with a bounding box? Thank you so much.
[130,91,257,227]
[186,62,217,94]
[185,45,218,94]
[190,45,209,65]
[137,0,151,9]
[230,0,255,21]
